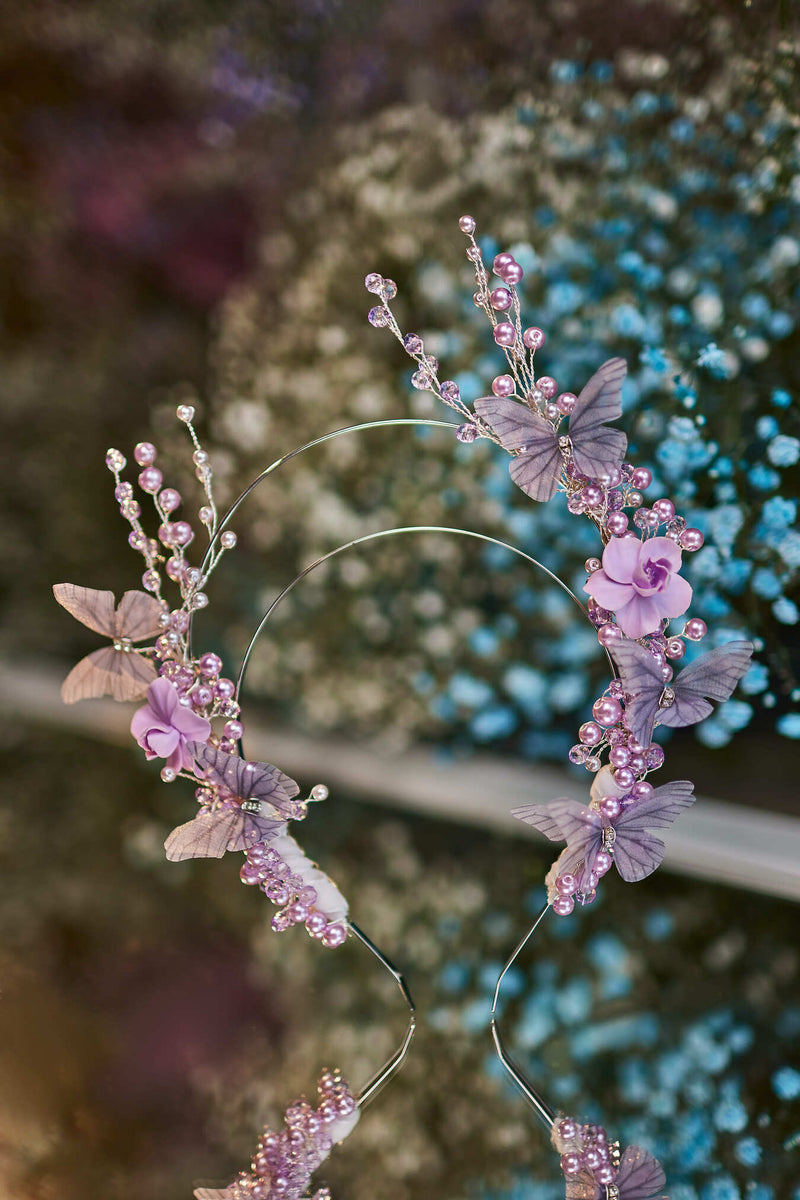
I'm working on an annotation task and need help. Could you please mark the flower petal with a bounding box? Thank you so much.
[583,571,634,610]
[615,594,664,639]
[601,535,642,584]
[660,572,693,617]
[147,728,180,758]
[130,703,157,741]
[147,677,179,722]
[172,705,212,741]
[646,535,682,571]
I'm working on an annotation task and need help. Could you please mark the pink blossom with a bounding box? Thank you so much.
[130,677,211,772]
[584,535,692,639]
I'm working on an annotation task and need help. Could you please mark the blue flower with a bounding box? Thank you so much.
[767,434,800,467]
[734,1136,762,1165]
[771,388,792,408]
[761,496,797,529]
[756,415,778,439]
[740,662,769,694]
[697,342,730,378]
[777,713,800,739]
[771,1065,800,1099]
[773,597,799,625]
[752,568,783,599]
[748,463,780,491]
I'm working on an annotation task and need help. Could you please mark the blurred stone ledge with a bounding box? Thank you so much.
[5,661,799,903]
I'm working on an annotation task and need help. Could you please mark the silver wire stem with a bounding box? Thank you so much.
[236,524,606,697]
[490,902,556,1131]
[348,921,417,1109]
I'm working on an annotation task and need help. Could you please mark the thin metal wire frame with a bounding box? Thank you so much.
[490,902,556,1131]
[189,417,610,1121]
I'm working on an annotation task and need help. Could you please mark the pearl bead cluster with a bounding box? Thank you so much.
[553,1115,622,1194]
[239,816,349,950]
[204,1070,358,1200]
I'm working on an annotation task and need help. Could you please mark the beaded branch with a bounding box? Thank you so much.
[53,217,755,1200]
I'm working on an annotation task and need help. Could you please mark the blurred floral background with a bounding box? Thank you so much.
[1,1,799,1198]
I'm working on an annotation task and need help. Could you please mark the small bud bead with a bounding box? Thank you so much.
[522,326,545,349]
[493,252,514,274]
[501,261,523,285]
[681,526,705,551]
[493,322,516,347]
[134,442,157,467]
[684,617,707,640]
[606,511,629,535]
[489,287,512,311]
[176,404,195,422]
[458,215,476,234]
[311,784,329,801]
[492,374,516,396]
[105,448,126,472]
[138,467,163,494]
[159,488,181,512]
[220,530,237,549]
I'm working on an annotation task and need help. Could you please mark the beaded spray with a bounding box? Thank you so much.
[54,216,754,1200]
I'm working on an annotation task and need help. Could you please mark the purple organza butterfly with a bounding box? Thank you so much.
[566,1146,667,1200]
[474,357,627,501]
[53,582,162,703]
[611,637,754,749]
[513,780,695,886]
[164,742,300,861]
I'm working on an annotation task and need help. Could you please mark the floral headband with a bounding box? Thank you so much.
[55,217,754,1200]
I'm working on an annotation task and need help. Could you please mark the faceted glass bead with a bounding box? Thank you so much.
[368,306,389,328]
[403,333,423,354]
[105,448,126,472]
[176,404,195,422]
[364,272,383,293]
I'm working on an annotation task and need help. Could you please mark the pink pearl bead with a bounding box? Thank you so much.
[306,912,327,935]
[523,326,545,349]
[632,780,654,800]
[654,498,675,521]
[537,376,557,399]
[561,1153,582,1177]
[159,522,176,546]
[493,252,514,274]
[322,923,347,948]
[614,766,635,790]
[138,467,163,494]
[492,374,516,396]
[592,696,623,727]
[502,261,523,285]
[582,484,603,507]
[666,637,685,659]
[596,1166,615,1186]
[584,1148,603,1171]
[193,685,213,708]
[159,487,181,513]
[215,677,236,700]
[597,623,623,647]
[172,520,194,546]
[594,850,613,876]
[609,745,631,768]
[684,617,707,640]
[166,556,183,581]
[629,753,646,773]
[493,322,516,346]
[681,526,704,551]
[199,652,222,676]
[134,441,156,466]
[606,511,629,535]
[559,1118,578,1141]
[489,287,512,311]
[631,467,652,490]
[554,391,576,415]
[557,873,577,895]
[600,796,622,820]
[458,215,476,234]
[224,720,244,740]
[553,896,574,917]
[240,863,260,885]
[578,720,603,746]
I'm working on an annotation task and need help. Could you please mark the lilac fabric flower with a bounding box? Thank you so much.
[130,677,211,772]
[584,534,692,638]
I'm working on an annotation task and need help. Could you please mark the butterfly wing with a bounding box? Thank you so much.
[53,583,117,637]
[616,1144,668,1200]
[473,396,562,501]
[660,640,755,729]
[164,808,284,861]
[511,797,589,842]
[612,782,694,882]
[187,742,300,817]
[610,639,665,748]
[115,589,164,641]
[565,1174,601,1200]
[569,357,628,478]
[60,646,156,703]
